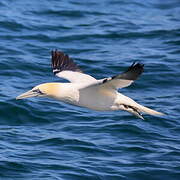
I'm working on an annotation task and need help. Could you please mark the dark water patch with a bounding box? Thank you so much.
[169,49,180,55]
[165,40,180,46]
[152,1,180,10]
[0,20,28,32]
[49,29,180,43]
[0,100,56,125]
[0,161,33,179]
[17,34,53,43]
[123,169,180,180]
[34,9,109,18]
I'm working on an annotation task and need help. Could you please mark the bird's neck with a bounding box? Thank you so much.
[41,83,79,103]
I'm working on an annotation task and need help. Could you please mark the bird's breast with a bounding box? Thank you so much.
[77,87,117,110]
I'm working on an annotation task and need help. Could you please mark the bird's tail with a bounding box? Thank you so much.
[122,103,165,120]
[138,104,165,116]
[117,94,165,120]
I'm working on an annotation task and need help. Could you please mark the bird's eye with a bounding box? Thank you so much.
[32,89,43,94]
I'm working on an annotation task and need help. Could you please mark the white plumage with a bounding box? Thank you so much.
[16,50,164,119]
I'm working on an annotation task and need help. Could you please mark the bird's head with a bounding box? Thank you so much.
[16,83,61,100]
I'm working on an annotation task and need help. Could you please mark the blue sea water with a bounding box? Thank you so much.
[0,0,180,179]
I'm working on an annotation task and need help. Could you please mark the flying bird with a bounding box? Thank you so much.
[16,50,164,119]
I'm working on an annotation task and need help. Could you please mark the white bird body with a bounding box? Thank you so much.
[16,50,164,119]
[34,82,117,110]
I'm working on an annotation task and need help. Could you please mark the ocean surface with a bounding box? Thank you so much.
[0,0,180,179]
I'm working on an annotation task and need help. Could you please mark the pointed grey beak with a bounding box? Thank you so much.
[16,90,41,100]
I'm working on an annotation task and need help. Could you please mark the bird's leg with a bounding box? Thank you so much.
[117,104,144,120]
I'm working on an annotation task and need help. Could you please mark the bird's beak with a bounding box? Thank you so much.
[16,90,41,100]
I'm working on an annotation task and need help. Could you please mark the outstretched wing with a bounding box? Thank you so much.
[51,50,96,83]
[86,62,144,90]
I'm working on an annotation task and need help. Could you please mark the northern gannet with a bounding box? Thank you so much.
[16,50,164,119]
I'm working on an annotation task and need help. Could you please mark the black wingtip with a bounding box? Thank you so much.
[129,61,144,69]
[120,62,144,80]
[127,62,144,74]
[51,50,82,75]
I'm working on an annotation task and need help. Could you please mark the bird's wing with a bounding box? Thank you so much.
[84,62,144,90]
[51,50,96,83]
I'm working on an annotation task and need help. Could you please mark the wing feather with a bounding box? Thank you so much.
[51,50,96,83]
[84,62,144,90]
[52,50,82,74]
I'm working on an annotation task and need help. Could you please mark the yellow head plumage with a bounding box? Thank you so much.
[16,83,61,99]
